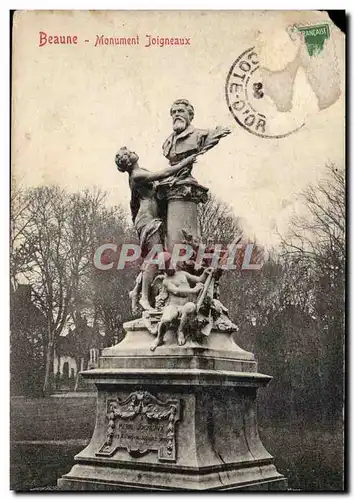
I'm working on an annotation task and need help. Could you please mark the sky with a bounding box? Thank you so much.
[12,10,345,248]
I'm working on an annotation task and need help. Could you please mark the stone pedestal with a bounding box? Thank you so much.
[57,321,287,491]
[156,181,209,250]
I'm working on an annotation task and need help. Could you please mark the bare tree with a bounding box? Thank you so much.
[10,182,34,291]
[215,165,345,424]
[280,164,345,273]
[279,163,345,421]
[197,193,243,245]
[13,185,110,394]
[88,205,136,346]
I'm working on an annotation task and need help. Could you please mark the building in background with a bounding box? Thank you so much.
[11,284,108,395]
[53,316,106,393]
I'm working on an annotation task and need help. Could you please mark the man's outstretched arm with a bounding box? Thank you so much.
[199,126,231,153]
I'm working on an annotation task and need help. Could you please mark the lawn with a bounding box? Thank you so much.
[11,395,97,442]
[10,395,97,491]
[10,395,344,491]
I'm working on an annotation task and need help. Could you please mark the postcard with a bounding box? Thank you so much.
[10,10,345,491]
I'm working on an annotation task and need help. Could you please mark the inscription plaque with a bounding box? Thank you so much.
[96,390,181,462]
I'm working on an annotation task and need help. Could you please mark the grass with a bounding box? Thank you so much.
[11,395,97,442]
[10,396,344,491]
[11,442,86,491]
[259,424,344,491]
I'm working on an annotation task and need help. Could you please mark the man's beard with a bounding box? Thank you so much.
[173,117,188,133]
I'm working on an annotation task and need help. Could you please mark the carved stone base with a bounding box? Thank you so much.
[58,473,287,491]
[57,323,287,491]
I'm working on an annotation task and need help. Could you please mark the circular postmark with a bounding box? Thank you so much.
[225,46,305,139]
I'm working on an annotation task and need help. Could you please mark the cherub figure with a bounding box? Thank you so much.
[150,263,212,351]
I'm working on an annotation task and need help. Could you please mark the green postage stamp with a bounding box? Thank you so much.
[298,23,330,56]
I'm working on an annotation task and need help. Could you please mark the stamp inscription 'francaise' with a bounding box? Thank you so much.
[96,391,181,462]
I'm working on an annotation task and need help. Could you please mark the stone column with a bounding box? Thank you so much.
[157,181,209,251]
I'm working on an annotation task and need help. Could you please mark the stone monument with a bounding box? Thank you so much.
[57,99,287,491]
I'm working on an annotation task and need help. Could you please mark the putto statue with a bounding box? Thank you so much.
[150,258,212,351]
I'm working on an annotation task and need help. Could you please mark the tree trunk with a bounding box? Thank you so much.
[43,337,54,395]
[74,357,81,392]
[74,357,84,392]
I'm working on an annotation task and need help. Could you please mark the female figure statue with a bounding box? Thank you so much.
[115,147,194,312]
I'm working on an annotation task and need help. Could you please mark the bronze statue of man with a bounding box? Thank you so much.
[160,99,231,187]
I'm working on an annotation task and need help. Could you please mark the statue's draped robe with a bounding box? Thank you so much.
[129,175,162,257]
